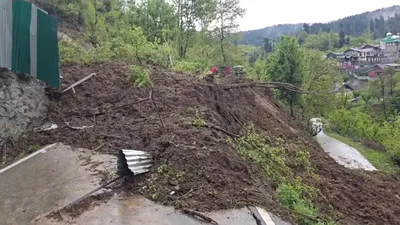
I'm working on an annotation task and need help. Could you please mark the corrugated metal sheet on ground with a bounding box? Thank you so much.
[118,150,153,176]
[0,0,13,69]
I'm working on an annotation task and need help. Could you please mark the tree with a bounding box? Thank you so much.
[303,23,310,33]
[214,0,246,64]
[297,31,308,45]
[125,0,177,43]
[173,0,217,58]
[378,16,386,37]
[301,49,340,119]
[369,19,375,33]
[338,23,346,48]
[346,37,350,45]
[384,67,397,96]
[266,36,304,117]
[378,75,388,121]
[263,38,274,53]
[361,92,372,104]
[303,32,338,51]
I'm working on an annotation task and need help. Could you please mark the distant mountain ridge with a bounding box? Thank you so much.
[240,5,400,46]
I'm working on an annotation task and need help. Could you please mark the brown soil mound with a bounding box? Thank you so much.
[10,62,400,225]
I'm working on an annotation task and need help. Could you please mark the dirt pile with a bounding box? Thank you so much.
[10,62,400,225]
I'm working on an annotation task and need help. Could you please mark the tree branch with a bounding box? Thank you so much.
[182,209,218,225]
[150,90,166,132]
[201,124,240,138]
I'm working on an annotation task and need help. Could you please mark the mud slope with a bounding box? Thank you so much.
[11,62,400,225]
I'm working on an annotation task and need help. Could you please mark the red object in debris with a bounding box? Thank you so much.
[211,67,218,74]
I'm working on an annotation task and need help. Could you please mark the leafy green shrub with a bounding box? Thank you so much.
[87,42,115,63]
[329,108,400,166]
[328,108,381,141]
[59,40,90,64]
[174,61,202,73]
[127,65,152,87]
[277,183,318,225]
[277,183,337,225]
[381,119,400,165]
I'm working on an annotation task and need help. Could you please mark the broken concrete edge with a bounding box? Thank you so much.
[248,206,291,225]
[33,189,115,224]
[0,143,58,174]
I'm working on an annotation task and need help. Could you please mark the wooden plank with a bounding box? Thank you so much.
[62,73,96,93]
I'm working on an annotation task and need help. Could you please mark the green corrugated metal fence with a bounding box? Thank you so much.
[11,0,32,75]
[37,10,60,88]
[1,0,60,88]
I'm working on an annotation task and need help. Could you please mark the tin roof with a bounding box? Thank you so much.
[381,35,400,43]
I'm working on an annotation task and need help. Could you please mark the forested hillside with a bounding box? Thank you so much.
[241,5,400,46]
[34,0,249,71]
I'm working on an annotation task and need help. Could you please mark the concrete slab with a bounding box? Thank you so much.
[37,194,287,225]
[315,131,377,171]
[0,143,116,225]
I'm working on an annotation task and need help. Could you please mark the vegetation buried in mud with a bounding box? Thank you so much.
[141,164,186,207]
[233,126,337,225]
[192,109,206,128]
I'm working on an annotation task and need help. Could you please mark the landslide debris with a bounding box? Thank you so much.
[9,62,400,225]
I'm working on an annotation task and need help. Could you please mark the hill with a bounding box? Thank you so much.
[240,5,400,46]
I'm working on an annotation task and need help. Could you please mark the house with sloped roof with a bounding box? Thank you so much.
[344,48,381,63]
[358,64,400,79]
[326,52,359,69]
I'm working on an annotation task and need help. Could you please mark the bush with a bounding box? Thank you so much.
[277,183,323,225]
[382,118,400,165]
[127,65,152,88]
[174,61,202,73]
[329,108,400,166]
[87,42,115,63]
[59,40,90,64]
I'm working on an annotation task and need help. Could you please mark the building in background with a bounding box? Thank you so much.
[380,32,400,58]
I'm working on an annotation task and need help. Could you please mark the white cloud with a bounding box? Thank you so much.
[238,0,400,31]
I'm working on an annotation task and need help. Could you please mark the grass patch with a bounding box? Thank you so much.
[324,131,399,174]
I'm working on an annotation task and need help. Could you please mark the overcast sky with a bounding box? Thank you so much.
[238,0,400,31]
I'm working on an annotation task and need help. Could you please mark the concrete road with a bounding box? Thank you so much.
[36,194,290,225]
[0,143,115,225]
[315,131,377,171]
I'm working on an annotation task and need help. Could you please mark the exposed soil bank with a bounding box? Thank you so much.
[8,62,400,225]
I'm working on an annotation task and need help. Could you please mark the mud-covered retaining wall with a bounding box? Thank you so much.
[0,70,48,143]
